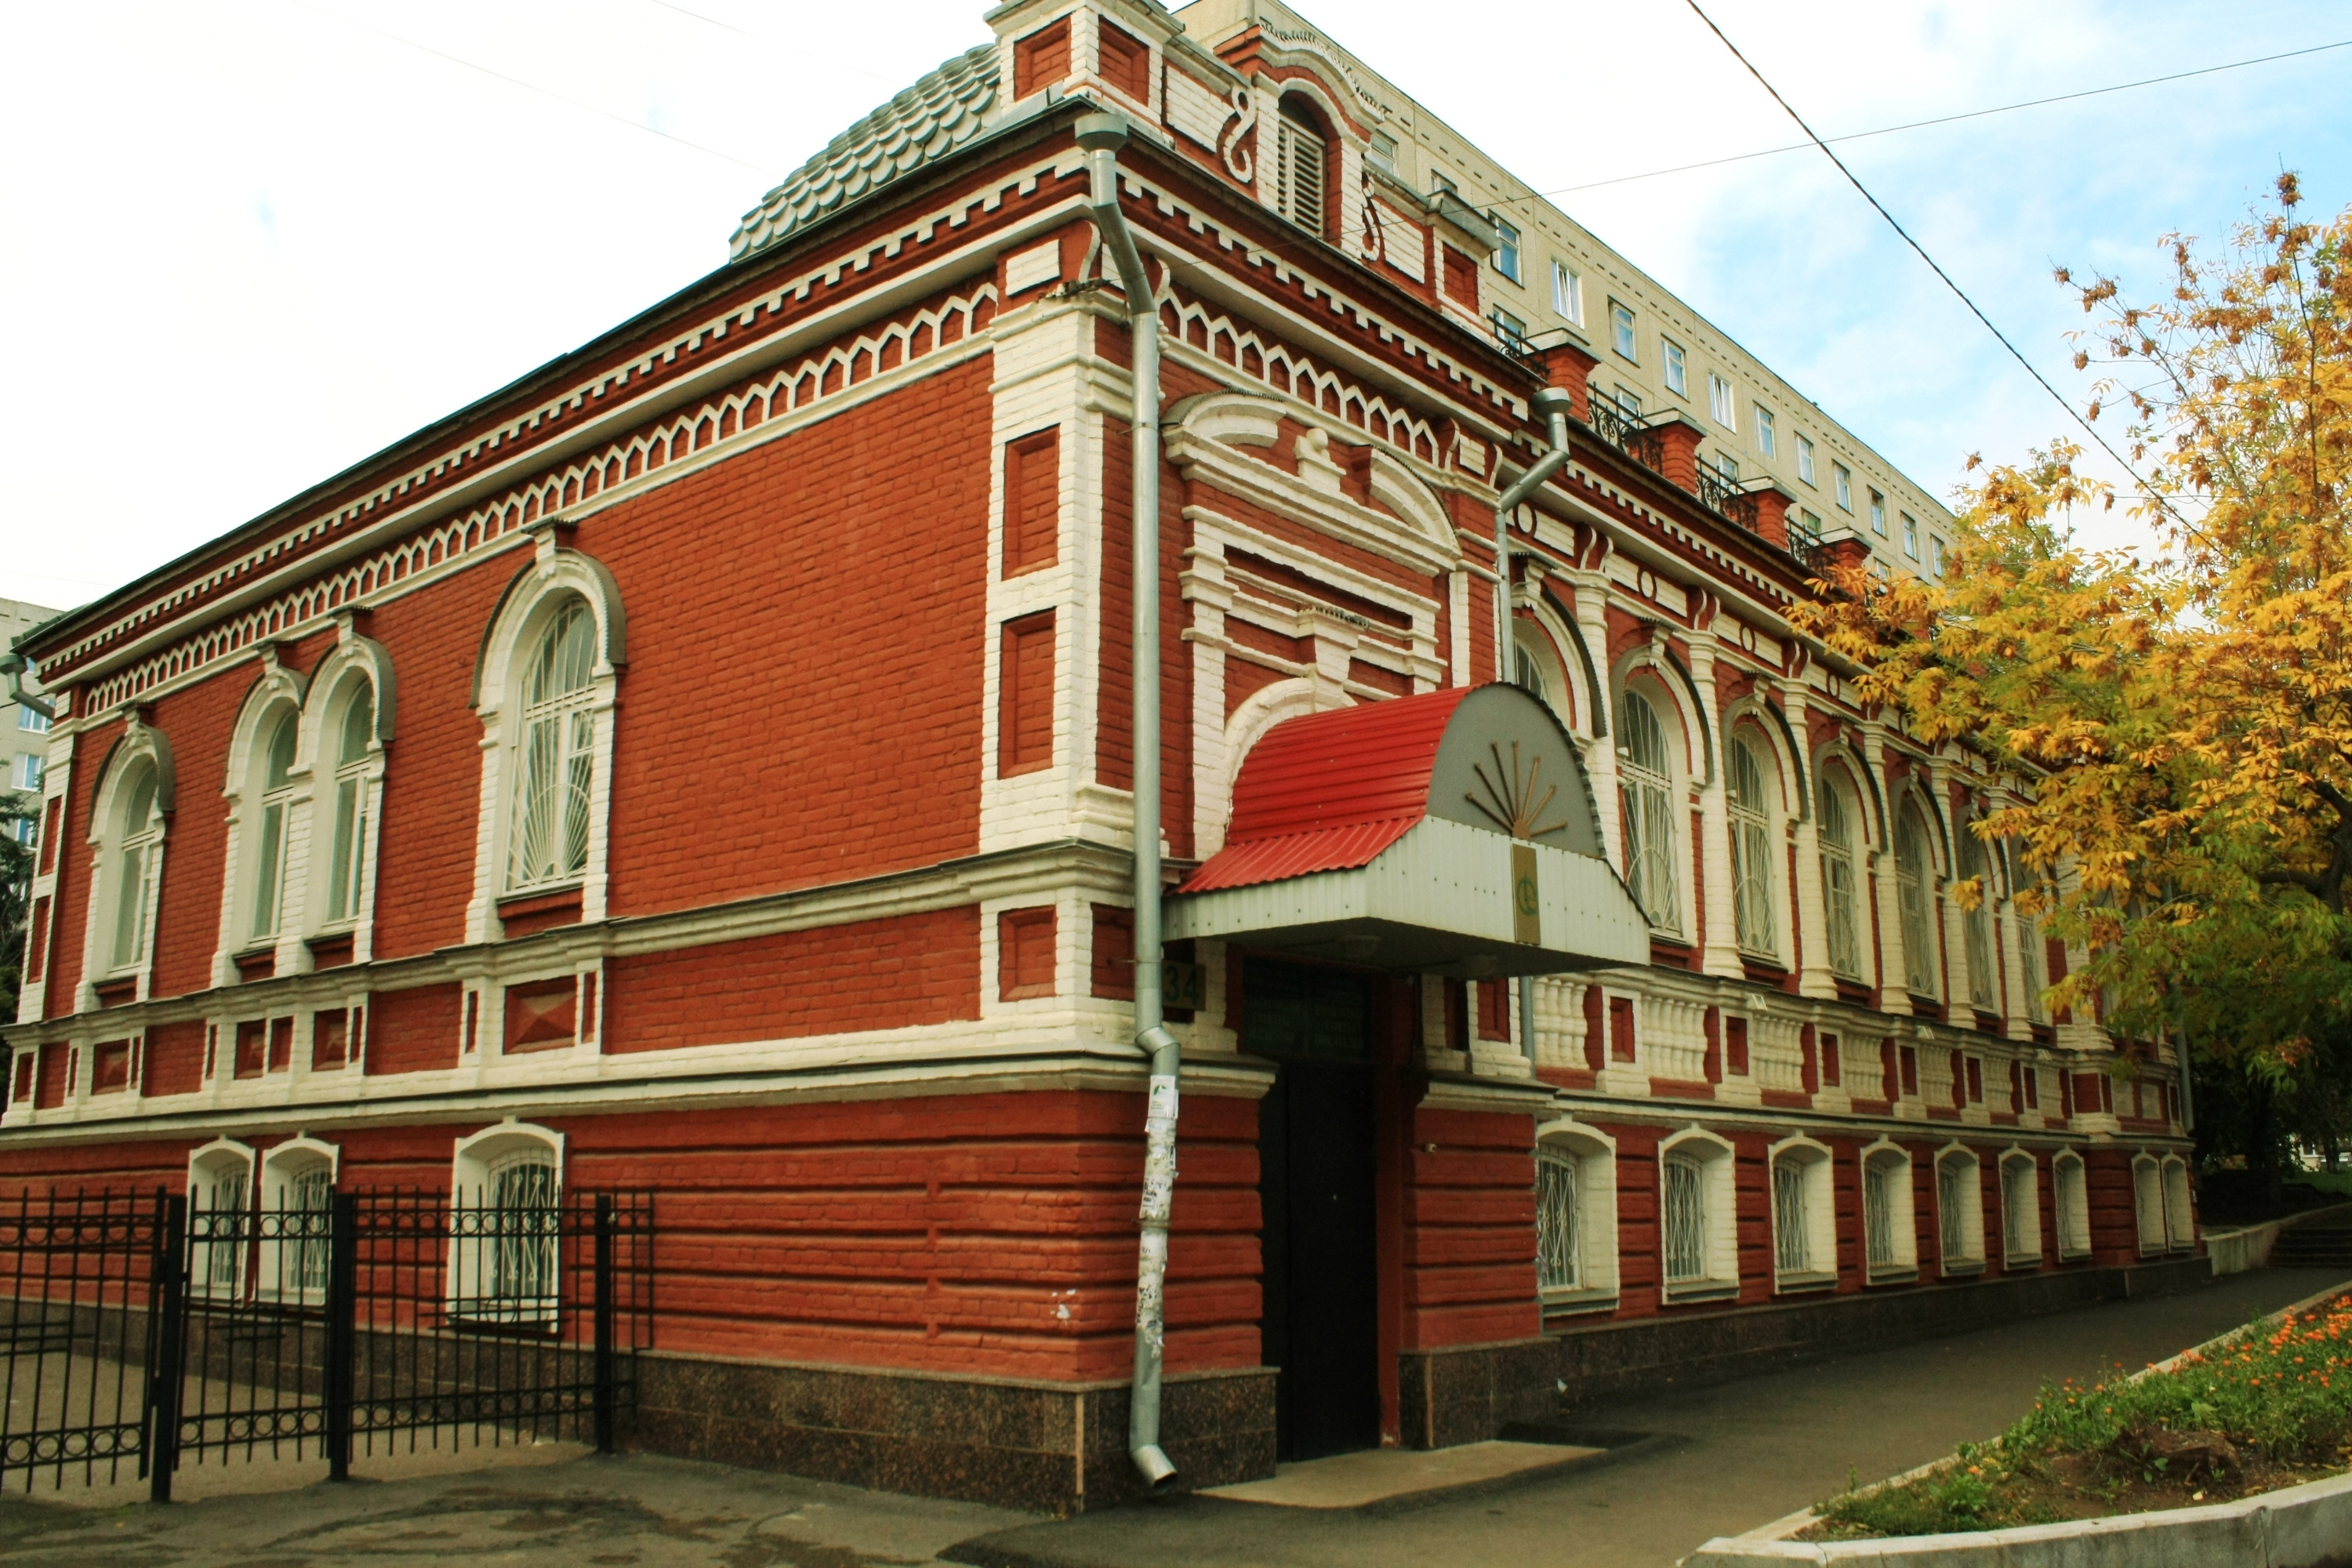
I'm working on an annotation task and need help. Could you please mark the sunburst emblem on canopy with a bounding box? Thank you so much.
[1467,742,1572,842]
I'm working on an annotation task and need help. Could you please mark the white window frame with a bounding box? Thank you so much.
[1493,216,1522,282]
[1860,1139,1918,1283]
[1552,260,1583,325]
[248,708,301,946]
[1492,307,1527,349]
[1662,338,1688,397]
[1769,1136,1837,1290]
[1610,300,1637,362]
[1868,488,1887,536]
[1272,100,1327,238]
[1998,1149,2042,1265]
[1754,405,1776,458]
[83,721,175,1005]
[1658,1128,1738,1302]
[2019,911,2050,1024]
[1727,731,1778,960]
[2053,1151,2092,1259]
[2132,1153,2167,1257]
[1935,1144,1987,1274]
[467,544,626,943]
[1958,829,1998,1012]
[1819,772,1864,982]
[1929,535,1947,577]
[19,707,53,734]
[448,1121,566,1326]
[187,1138,258,1302]
[1708,372,1734,429]
[1833,463,1853,511]
[1535,1118,1618,1312]
[1617,685,1684,938]
[1901,512,1921,559]
[1796,434,1817,486]
[1512,624,1572,726]
[257,1137,340,1305]
[1896,802,1941,1000]
[2161,1156,2194,1251]
[211,655,310,985]
[13,753,39,791]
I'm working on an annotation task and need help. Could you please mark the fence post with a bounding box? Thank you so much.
[593,1194,615,1455]
[147,1192,187,1505]
[325,1191,358,1480]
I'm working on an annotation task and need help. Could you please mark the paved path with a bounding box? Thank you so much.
[0,1268,2339,1567]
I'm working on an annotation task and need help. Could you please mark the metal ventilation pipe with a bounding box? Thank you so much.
[1075,110,1181,1492]
[1494,386,1575,1065]
[0,652,54,722]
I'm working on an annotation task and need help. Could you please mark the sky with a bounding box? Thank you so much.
[1,0,2345,621]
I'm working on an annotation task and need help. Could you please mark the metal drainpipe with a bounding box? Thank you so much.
[1494,387,1576,1065]
[0,652,55,721]
[1076,111,1182,1491]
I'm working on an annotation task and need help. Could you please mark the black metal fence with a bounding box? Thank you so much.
[1,1185,652,1499]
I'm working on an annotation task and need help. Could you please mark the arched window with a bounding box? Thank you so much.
[1535,1120,1618,1312]
[2053,1151,2091,1259]
[1818,771,1864,980]
[1727,733,1777,956]
[1936,1145,1985,1272]
[1769,1138,1836,1288]
[259,1138,339,1303]
[2132,1154,2166,1257]
[450,1123,564,1324]
[1958,828,1998,1011]
[2161,1156,2194,1251]
[106,764,165,976]
[1999,1149,2042,1265]
[1896,802,1940,999]
[248,709,299,943]
[1860,1141,1918,1282]
[1617,689,1682,935]
[507,597,598,894]
[1272,97,1327,237]
[321,687,376,925]
[187,1139,256,1301]
[2017,902,2049,1024]
[1658,1130,1737,1301]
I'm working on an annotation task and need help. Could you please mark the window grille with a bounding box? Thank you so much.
[1617,691,1682,935]
[1864,1156,1899,1270]
[194,1168,251,1298]
[289,1166,334,1298]
[249,711,299,942]
[325,692,376,924]
[1272,104,1327,237]
[1773,1159,1810,1274]
[1896,807,1939,997]
[1959,832,1998,1009]
[1938,1156,1973,1264]
[2055,1157,2085,1253]
[1662,1154,1706,1284]
[2002,1158,2034,1258]
[1536,1148,1580,1292]
[109,768,162,971]
[1728,737,1777,956]
[2019,913,2049,1022]
[508,600,598,891]
[1820,783,1862,979]
[456,1153,561,1323]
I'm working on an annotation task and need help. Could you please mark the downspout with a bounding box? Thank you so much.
[1494,387,1575,1065]
[1076,111,1182,1491]
[0,652,54,722]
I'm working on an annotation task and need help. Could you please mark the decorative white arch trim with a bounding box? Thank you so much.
[1201,677,1329,860]
[1857,1136,1920,1281]
[1612,648,1711,786]
[1813,745,1885,851]
[187,1137,257,1300]
[1933,1141,1987,1272]
[1514,604,1583,736]
[1534,1116,1619,1310]
[296,630,395,962]
[79,714,176,1007]
[2052,1149,2092,1260]
[1725,698,1809,820]
[1363,448,1457,557]
[1658,1125,1739,1299]
[1766,1133,1837,1287]
[450,1119,567,1195]
[213,655,314,985]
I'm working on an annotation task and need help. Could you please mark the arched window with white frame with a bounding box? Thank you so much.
[1860,1140,1918,1283]
[1513,622,1576,731]
[1958,826,1998,1011]
[1535,1119,1618,1312]
[449,1122,565,1324]
[258,1137,339,1303]
[2018,904,2050,1025]
[187,1138,256,1301]
[510,598,597,893]
[1998,1149,2042,1265]
[1657,1129,1737,1302]
[2053,1151,2091,1259]
[1727,731,1778,958]
[1818,766,1865,982]
[2161,1156,2194,1251]
[1896,800,1941,1000]
[321,687,376,927]
[1769,1137,1836,1290]
[1936,1145,1986,1272]
[2132,1153,2166,1257]
[1617,687,1682,936]
[246,708,300,944]
[86,724,174,1002]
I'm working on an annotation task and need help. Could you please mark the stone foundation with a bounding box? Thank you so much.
[630,1354,1276,1514]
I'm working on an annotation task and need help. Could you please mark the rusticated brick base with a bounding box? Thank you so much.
[630,1352,1276,1514]
[1399,1254,2215,1450]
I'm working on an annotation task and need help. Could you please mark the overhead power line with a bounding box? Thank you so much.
[1678,0,2173,510]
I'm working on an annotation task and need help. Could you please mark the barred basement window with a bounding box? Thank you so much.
[1662,1154,1705,1285]
[1272,100,1327,238]
[1959,830,1998,1011]
[508,598,597,892]
[1772,1160,1808,1273]
[1536,1147,1580,1292]
[2133,1155,2165,1256]
[2019,910,2049,1023]
[260,1138,339,1304]
[452,1134,563,1326]
[2053,1152,2091,1258]
[1819,777,1863,980]
[1896,804,1940,998]
[1937,1148,1984,1269]
[2000,1151,2042,1263]
[249,710,299,942]
[324,690,376,925]
[1617,690,1682,935]
[1728,735,1777,957]
[1861,1143,1917,1279]
[1864,1157,1896,1269]
[187,1140,256,1302]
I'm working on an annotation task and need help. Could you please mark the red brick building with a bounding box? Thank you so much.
[3,0,2197,1512]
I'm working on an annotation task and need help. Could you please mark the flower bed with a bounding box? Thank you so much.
[1805,1292,2352,1540]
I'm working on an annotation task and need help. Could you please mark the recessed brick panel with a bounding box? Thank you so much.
[1000,610,1055,777]
[998,906,1056,1000]
[1002,427,1061,577]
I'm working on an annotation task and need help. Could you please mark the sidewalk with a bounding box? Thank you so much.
[0,1266,2341,1567]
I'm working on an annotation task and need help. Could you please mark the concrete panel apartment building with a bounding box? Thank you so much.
[2,0,2198,1512]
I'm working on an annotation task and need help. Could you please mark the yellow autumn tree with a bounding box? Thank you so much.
[1794,176,2352,1073]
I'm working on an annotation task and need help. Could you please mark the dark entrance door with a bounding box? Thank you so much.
[1246,958,1380,1461]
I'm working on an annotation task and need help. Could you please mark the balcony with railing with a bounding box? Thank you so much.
[1582,399,1666,475]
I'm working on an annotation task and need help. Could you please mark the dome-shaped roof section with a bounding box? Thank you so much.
[728,44,999,263]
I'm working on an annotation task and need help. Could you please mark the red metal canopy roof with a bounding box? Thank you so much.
[1179,686,1475,895]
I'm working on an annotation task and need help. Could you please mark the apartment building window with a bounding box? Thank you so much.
[1617,690,1682,935]
[1708,373,1734,429]
[1896,803,1940,999]
[1868,488,1887,536]
[1272,100,1328,238]
[1754,405,1776,458]
[1367,128,1397,172]
[1796,434,1817,486]
[1715,450,1739,481]
[1494,217,1522,282]
[1612,385,1642,416]
[13,753,40,791]
[17,706,49,733]
[6,816,32,848]
[1610,301,1636,361]
[1833,463,1853,511]
[1491,307,1527,349]
[1663,339,1688,397]
[1929,535,1947,577]
[1901,512,1920,559]
[1819,775,1864,980]
[1552,260,1583,325]
[1728,736,1777,957]
[1959,831,1998,1011]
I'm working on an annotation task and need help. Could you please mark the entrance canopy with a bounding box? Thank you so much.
[1168,684,1651,978]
